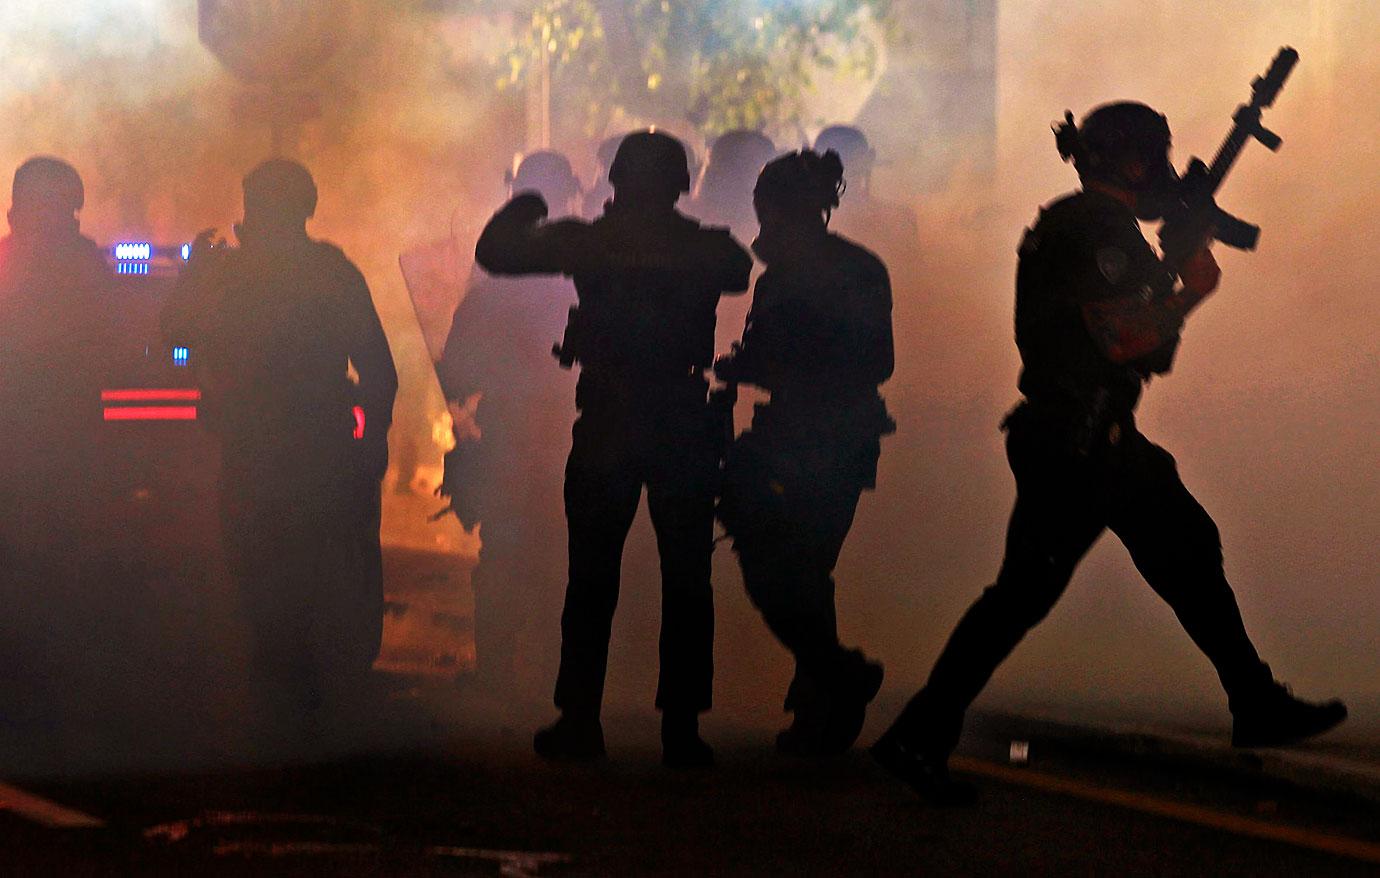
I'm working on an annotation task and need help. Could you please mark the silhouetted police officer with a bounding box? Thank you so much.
[474,130,752,767]
[812,125,918,272]
[692,130,778,242]
[872,103,1347,803]
[162,159,397,712]
[691,130,777,357]
[0,158,113,540]
[716,150,895,757]
[0,157,115,708]
[437,150,581,696]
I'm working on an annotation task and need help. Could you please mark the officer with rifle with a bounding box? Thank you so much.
[474,130,752,768]
[872,49,1348,804]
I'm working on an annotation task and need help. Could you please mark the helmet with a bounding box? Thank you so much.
[242,158,318,223]
[509,150,581,207]
[695,130,777,229]
[813,125,875,173]
[12,156,84,213]
[754,150,845,217]
[701,130,777,189]
[595,133,625,173]
[608,130,691,195]
[1057,102,1173,187]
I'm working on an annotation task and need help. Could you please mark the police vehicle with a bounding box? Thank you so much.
[98,240,222,578]
[100,239,473,679]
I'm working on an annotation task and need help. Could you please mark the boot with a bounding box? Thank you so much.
[533,712,606,761]
[870,727,976,807]
[818,651,884,756]
[1231,682,1347,748]
[776,672,827,756]
[662,711,714,769]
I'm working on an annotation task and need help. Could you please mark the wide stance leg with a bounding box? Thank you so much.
[1108,439,1273,700]
[890,431,1104,755]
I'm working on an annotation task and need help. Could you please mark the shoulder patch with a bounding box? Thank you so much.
[1096,247,1129,284]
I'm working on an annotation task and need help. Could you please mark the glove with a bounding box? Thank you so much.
[1179,245,1221,299]
[499,192,549,226]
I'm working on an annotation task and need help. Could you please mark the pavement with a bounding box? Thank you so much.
[2,677,1379,876]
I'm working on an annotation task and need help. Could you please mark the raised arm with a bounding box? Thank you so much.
[474,193,594,277]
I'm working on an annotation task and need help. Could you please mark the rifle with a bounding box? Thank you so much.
[1154,47,1299,297]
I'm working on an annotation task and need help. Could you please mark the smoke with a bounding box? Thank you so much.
[0,0,1376,770]
[836,0,1380,740]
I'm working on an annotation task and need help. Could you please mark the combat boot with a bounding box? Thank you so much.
[870,729,976,807]
[533,712,606,761]
[818,651,884,756]
[1230,682,1347,748]
[775,673,827,756]
[662,711,714,769]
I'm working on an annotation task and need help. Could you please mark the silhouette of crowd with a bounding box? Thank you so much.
[0,108,1348,802]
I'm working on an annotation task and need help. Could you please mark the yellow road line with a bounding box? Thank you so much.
[0,780,105,829]
[951,756,1380,866]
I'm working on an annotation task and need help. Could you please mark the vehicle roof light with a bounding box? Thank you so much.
[113,242,152,260]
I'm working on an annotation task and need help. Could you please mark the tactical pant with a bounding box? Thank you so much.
[220,448,383,709]
[554,399,718,717]
[721,432,866,707]
[892,404,1273,755]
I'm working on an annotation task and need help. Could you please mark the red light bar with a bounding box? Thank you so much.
[352,405,366,440]
[101,388,202,402]
[103,406,198,421]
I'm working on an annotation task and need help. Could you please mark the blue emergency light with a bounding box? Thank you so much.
[114,242,152,261]
[180,243,191,261]
[116,262,151,275]
[172,346,190,367]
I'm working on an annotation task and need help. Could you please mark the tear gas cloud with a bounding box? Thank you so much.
[0,0,1375,768]
[850,0,1380,739]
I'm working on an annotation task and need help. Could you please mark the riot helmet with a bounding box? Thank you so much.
[508,150,582,215]
[814,125,876,182]
[607,130,692,203]
[754,149,845,221]
[9,156,84,236]
[1056,102,1178,219]
[242,158,318,227]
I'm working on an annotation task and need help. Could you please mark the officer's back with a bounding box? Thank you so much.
[163,161,396,477]
[0,157,114,560]
[0,158,112,445]
[476,131,752,406]
[474,130,751,765]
